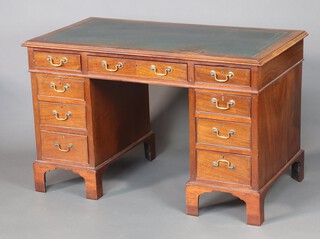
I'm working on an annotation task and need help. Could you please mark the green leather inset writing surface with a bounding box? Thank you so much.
[38,18,290,58]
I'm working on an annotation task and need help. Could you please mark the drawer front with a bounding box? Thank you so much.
[197,150,251,185]
[88,56,187,82]
[87,56,136,75]
[195,65,250,86]
[33,51,81,71]
[136,60,187,81]
[36,74,85,100]
[196,91,251,117]
[41,131,88,164]
[39,102,86,129]
[197,118,251,149]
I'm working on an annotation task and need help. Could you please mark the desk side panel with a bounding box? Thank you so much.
[30,72,42,161]
[256,47,303,188]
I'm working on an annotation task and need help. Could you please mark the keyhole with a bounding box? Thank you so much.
[60,106,64,109]
[59,81,62,85]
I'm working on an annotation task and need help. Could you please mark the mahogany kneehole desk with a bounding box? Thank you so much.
[23,18,308,226]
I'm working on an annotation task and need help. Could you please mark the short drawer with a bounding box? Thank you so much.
[33,51,81,71]
[39,102,86,129]
[195,65,250,87]
[88,56,187,82]
[197,150,251,185]
[197,118,251,149]
[41,131,88,164]
[36,74,85,100]
[196,90,251,118]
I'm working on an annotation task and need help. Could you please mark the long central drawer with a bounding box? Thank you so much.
[87,56,187,82]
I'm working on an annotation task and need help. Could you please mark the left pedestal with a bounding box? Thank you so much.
[30,67,154,199]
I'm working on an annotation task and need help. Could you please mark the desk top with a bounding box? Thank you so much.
[23,18,307,65]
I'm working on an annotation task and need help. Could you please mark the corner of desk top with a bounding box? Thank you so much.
[21,17,96,48]
[21,41,30,47]
[254,30,308,66]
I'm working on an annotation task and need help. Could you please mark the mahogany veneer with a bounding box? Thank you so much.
[23,18,307,225]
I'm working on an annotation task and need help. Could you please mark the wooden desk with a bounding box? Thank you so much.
[23,18,307,225]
